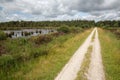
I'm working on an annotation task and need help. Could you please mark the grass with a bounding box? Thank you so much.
[99,28,120,80]
[0,28,93,80]
[91,30,95,42]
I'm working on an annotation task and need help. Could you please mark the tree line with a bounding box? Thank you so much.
[0,20,95,30]
[0,20,120,30]
[96,20,120,28]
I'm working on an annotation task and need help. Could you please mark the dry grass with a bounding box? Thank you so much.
[75,45,92,80]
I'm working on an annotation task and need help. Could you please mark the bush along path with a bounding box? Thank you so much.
[55,28,105,80]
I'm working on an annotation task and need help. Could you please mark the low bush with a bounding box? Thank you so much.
[70,27,83,33]
[0,45,6,55]
[34,35,52,45]
[24,31,31,36]
[107,28,120,39]
[6,32,14,38]
[58,26,70,33]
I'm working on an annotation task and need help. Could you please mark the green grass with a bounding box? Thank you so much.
[99,28,120,80]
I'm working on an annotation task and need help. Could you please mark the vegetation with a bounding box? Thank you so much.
[0,20,95,30]
[0,25,90,80]
[0,19,120,80]
[99,29,120,80]
[1,20,120,30]
[96,20,120,28]
[106,28,120,39]
[58,26,70,33]
[22,29,92,80]
[0,33,57,68]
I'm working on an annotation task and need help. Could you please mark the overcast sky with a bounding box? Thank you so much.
[0,0,120,22]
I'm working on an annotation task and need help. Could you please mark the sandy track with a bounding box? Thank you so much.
[55,28,96,80]
[87,28,105,80]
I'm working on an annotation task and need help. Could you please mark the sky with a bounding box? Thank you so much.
[0,0,120,22]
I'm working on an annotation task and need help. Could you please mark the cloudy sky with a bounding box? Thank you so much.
[0,0,120,22]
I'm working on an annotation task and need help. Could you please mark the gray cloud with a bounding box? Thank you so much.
[0,0,15,3]
[0,0,120,22]
[67,0,120,12]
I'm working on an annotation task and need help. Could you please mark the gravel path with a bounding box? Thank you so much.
[55,28,96,80]
[87,28,105,80]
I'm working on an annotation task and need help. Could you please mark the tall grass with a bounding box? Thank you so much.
[99,28,120,80]
[0,30,7,40]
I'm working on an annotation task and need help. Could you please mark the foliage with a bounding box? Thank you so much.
[24,31,31,36]
[96,20,120,28]
[33,35,53,45]
[58,25,70,33]
[0,20,120,30]
[0,20,95,30]
[0,44,6,55]
[107,28,120,39]
[6,32,14,38]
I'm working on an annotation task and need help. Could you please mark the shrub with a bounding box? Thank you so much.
[0,31,7,40]
[52,32,60,37]
[39,31,42,33]
[6,32,14,38]
[34,35,52,45]
[0,54,13,66]
[0,45,6,55]
[58,26,70,33]
[24,31,30,36]
[30,32,34,35]
[70,27,83,33]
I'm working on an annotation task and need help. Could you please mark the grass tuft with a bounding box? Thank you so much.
[75,45,92,80]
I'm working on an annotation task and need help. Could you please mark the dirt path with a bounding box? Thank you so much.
[87,28,105,80]
[55,28,96,80]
